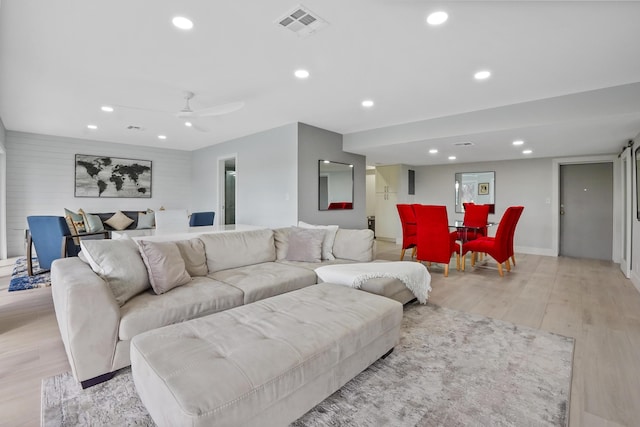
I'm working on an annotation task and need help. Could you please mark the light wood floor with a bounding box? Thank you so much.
[2,243,640,426]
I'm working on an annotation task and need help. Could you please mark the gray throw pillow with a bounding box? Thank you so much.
[136,211,155,229]
[286,227,325,263]
[174,238,208,276]
[137,240,192,295]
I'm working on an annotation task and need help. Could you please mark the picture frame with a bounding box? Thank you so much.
[75,154,152,198]
[478,182,490,195]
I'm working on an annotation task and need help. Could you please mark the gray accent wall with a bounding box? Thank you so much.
[413,158,556,255]
[191,123,298,228]
[5,132,191,257]
[297,123,366,229]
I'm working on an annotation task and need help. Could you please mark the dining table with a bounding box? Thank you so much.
[449,220,496,259]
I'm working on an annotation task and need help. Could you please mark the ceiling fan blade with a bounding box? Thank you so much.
[191,123,210,132]
[196,101,244,117]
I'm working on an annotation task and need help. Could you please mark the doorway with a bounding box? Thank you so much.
[218,156,236,225]
[559,163,613,260]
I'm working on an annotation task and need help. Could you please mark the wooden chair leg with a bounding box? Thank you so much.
[471,252,477,267]
[455,253,460,271]
[497,263,504,277]
[462,253,466,271]
[444,264,449,277]
[26,234,34,276]
[505,259,511,272]
[511,255,516,266]
[411,246,417,258]
[400,248,406,260]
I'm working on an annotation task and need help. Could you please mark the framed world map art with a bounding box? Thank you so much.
[75,154,152,198]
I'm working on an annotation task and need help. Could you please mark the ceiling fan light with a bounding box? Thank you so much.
[427,11,448,26]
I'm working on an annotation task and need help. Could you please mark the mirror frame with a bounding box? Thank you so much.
[455,171,496,213]
[318,160,354,211]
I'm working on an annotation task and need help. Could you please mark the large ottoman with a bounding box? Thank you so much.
[130,283,403,427]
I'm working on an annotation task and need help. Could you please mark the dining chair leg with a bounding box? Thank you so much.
[511,255,516,266]
[497,263,504,277]
[400,248,406,260]
[455,253,460,271]
[411,246,417,258]
[505,259,511,272]
[461,253,466,271]
[444,264,449,277]
[471,252,477,267]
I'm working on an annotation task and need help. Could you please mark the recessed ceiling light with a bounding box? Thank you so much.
[474,70,491,80]
[87,124,97,130]
[294,69,310,79]
[512,140,524,146]
[448,155,456,160]
[185,121,192,127]
[362,100,374,108]
[523,149,533,154]
[172,16,193,30]
[323,160,330,163]
[349,164,354,168]
[101,106,114,112]
[426,11,448,26]
[429,149,438,154]
[158,135,167,140]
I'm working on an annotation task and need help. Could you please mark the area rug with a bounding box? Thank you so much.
[8,257,51,291]
[41,304,574,427]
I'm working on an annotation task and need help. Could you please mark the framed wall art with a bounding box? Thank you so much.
[75,154,152,198]
[478,182,490,195]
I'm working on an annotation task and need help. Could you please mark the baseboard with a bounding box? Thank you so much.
[630,270,640,294]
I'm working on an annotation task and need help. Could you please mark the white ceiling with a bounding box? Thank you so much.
[1,1,640,166]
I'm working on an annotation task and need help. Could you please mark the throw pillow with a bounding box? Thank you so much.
[298,221,339,260]
[136,211,155,229]
[105,211,134,231]
[137,240,191,295]
[80,236,150,306]
[64,208,86,233]
[79,209,105,233]
[286,227,325,263]
[174,238,208,276]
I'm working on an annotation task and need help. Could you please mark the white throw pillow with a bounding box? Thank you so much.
[80,236,150,306]
[298,221,339,260]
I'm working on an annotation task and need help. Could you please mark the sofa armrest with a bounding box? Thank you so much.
[51,257,120,383]
[332,228,374,262]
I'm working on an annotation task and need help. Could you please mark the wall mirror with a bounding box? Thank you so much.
[318,160,354,210]
[455,171,496,213]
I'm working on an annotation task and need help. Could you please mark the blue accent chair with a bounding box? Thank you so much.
[26,216,108,276]
[189,211,215,227]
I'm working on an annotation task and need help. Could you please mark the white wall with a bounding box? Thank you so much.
[631,132,640,291]
[0,117,6,258]
[5,131,191,257]
[191,123,298,228]
[413,157,558,255]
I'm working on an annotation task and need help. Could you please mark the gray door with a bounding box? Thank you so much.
[559,163,613,260]
[224,159,236,225]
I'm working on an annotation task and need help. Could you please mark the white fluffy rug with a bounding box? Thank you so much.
[42,303,574,426]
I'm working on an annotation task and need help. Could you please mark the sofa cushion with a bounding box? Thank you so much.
[277,258,353,271]
[273,227,290,260]
[119,277,243,340]
[298,221,339,260]
[210,262,316,304]
[332,228,374,262]
[137,240,191,295]
[201,229,275,273]
[286,227,324,263]
[175,238,208,276]
[80,237,150,306]
[105,210,135,230]
[79,209,105,233]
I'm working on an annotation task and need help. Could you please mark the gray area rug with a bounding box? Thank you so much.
[42,303,574,426]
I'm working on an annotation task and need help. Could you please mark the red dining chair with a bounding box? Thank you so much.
[414,205,460,277]
[461,206,522,277]
[396,204,417,260]
[507,206,524,266]
[459,203,490,241]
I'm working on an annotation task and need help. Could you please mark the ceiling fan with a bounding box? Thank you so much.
[117,91,244,133]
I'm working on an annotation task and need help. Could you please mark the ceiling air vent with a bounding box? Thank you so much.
[452,141,474,147]
[126,125,145,131]
[276,5,328,37]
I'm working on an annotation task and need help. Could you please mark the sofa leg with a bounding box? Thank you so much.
[81,371,115,389]
[381,348,394,359]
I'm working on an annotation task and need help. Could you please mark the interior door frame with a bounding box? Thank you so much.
[551,155,620,261]
[620,146,633,277]
[217,153,238,226]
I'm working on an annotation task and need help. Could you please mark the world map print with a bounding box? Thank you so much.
[75,155,152,198]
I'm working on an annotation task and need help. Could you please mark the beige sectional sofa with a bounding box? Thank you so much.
[51,227,414,388]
